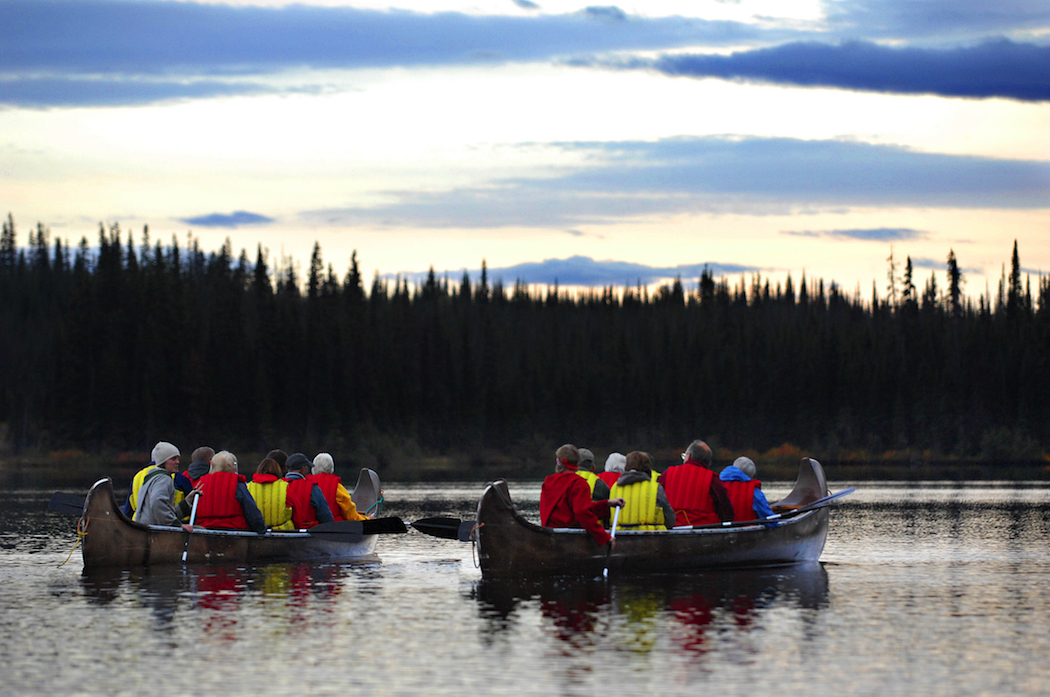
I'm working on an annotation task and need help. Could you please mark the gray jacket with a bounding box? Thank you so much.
[134,467,191,526]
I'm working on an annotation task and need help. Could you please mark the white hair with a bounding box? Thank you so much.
[312,452,335,475]
[210,450,238,473]
[604,452,626,473]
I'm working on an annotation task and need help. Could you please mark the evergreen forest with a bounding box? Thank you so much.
[2,214,1048,475]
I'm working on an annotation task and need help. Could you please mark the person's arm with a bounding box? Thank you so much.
[335,484,368,520]
[592,479,610,502]
[236,482,268,533]
[710,477,735,522]
[656,486,676,529]
[311,485,335,524]
[571,483,611,546]
[753,488,775,518]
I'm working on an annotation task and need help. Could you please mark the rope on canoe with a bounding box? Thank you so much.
[366,494,384,517]
[59,515,89,568]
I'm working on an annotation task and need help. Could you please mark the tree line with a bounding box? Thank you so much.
[1,214,1048,466]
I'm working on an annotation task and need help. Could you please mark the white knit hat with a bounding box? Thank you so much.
[151,441,181,466]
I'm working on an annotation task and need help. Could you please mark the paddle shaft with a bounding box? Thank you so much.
[603,505,621,579]
[182,493,200,562]
[675,487,856,531]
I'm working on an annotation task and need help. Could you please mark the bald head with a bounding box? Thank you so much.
[686,440,712,466]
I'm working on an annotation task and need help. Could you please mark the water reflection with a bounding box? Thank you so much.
[473,562,829,657]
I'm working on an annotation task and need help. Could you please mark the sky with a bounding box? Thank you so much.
[2,0,1049,298]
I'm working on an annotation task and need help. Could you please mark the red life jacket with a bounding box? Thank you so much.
[723,479,761,521]
[285,476,320,529]
[195,471,249,530]
[310,472,344,521]
[662,462,718,526]
[597,471,620,488]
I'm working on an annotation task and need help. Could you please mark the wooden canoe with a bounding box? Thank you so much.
[79,468,383,569]
[475,457,838,578]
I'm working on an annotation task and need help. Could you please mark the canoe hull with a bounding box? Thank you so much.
[476,458,833,578]
[80,478,378,569]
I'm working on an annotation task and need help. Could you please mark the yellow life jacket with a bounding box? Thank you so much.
[246,478,294,530]
[576,470,599,493]
[129,465,185,512]
[610,477,664,530]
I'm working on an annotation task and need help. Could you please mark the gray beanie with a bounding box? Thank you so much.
[578,448,595,470]
[151,441,180,466]
[733,456,757,479]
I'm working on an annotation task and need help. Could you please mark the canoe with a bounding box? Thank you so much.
[475,457,841,578]
[79,468,384,568]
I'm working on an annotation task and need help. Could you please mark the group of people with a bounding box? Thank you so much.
[123,441,372,534]
[539,440,773,547]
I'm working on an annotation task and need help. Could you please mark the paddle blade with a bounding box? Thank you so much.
[48,492,85,517]
[362,516,407,535]
[412,517,475,542]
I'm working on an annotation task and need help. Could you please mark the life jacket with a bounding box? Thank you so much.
[129,465,184,513]
[247,474,294,530]
[662,462,718,526]
[723,479,761,522]
[575,470,599,494]
[597,471,620,488]
[310,472,344,522]
[610,477,664,530]
[285,476,320,529]
[195,472,249,530]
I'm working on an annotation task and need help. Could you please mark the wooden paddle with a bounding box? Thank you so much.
[48,492,86,516]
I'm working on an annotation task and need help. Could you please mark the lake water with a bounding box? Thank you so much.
[3,480,1050,696]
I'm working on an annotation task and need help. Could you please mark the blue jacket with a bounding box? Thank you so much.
[719,466,775,518]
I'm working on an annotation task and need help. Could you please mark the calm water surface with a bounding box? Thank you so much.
[2,480,1050,696]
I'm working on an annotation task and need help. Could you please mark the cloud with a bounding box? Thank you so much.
[512,0,541,9]
[180,211,275,228]
[302,136,1050,228]
[0,77,287,109]
[604,39,1050,102]
[0,0,764,79]
[825,0,1050,43]
[782,228,928,241]
[388,255,762,287]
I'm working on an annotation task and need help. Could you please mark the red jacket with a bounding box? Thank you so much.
[723,479,761,521]
[195,472,249,530]
[310,473,344,521]
[660,461,724,526]
[285,476,320,528]
[540,471,612,546]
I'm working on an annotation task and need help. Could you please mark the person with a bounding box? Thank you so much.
[284,452,335,528]
[194,450,267,533]
[539,444,623,547]
[266,449,289,476]
[609,451,676,530]
[311,452,371,521]
[659,439,734,526]
[134,446,202,531]
[720,456,775,521]
[122,441,192,519]
[186,446,215,485]
[576,447,611,501]
[597,452,626,489]
[247,458,295,530]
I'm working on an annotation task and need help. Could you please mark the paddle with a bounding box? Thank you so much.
[409,516,475,542]
[182,493,200,563]
[603,504,621,579]
[676,487,857,531]
[310,516,408,536]
[48,492,86,517]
